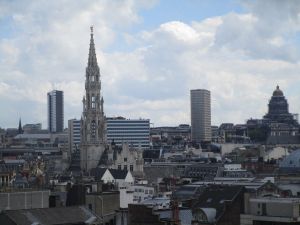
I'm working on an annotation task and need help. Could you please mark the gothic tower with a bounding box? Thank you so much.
[80,27,106,171]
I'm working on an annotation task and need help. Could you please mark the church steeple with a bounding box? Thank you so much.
[80,26,106,171]
[18,118,23,134]
[88,26,98,67]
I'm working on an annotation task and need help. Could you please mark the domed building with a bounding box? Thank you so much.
[263,85,298,125]
[247,86,300,144]
[264,86,299,144]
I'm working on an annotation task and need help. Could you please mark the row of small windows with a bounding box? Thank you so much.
[107,123,149,126]
[108,139,149,144]
[107,133,150,136]
[134,188,154,194]
[107,138,149,141]
[107,130,149,133]
[117,164,134,171]
[107,120,149,123]
[107,133,149,136]
[107,128,149,131]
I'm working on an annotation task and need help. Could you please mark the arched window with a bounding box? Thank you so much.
[91,95,96,109]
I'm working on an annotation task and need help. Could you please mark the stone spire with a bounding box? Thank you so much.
[88,26,98,67]
[80,26,106,171]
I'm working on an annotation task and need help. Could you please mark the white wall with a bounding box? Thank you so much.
[119,188,134,209]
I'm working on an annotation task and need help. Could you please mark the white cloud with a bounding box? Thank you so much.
[1,0,300,128]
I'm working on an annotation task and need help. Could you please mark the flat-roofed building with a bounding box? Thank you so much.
[106,117,150,149]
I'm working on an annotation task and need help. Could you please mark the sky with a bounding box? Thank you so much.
[1,0,300,128]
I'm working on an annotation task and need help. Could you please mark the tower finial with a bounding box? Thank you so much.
[90,26,93,34]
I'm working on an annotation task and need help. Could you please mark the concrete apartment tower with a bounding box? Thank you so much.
[190,89,211,143]
[80,27,106,171]
[47,90,64,133]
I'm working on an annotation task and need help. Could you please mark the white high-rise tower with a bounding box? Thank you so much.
[190,89,211,143]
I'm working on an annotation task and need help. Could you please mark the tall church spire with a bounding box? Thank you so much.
[80,26,106,171]
[18,118,23,134]
[88,26,98,67]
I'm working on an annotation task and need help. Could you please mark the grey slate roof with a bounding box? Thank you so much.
[156,209,192,225]
[90,167,107,180]
[1,206,96,225]
[109,169,128,179]
[193,185,244,221]
[267,135,300,145]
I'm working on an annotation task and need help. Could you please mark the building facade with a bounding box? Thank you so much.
[23,123,42,134]
[80,27,106,171]
[247,86,300,144]
[264,85,298,125]
[190,89,211,143]
[68,119,81,153]
[98,143,144,177]
[47,90,64,133]
[106,117,150,149]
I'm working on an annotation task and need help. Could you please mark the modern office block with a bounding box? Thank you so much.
[190,89,211,143]
[47,90,64,133]
[106,117,150,149]
[68,119,81,153]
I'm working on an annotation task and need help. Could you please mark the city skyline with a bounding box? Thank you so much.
[1,1,300,128]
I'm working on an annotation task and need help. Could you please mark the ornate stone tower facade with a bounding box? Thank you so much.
[80,27,106,171]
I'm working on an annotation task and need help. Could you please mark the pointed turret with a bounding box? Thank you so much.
[18,118,23,134]
[88,26,98,67]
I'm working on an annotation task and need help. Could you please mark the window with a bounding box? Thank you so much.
[124,165,127,171]
[118,165,121,170]
[262,203,267,216]
[91,120,96,139]
[124,158,127,162]
[91,95,96,109]
[88,204,93,210]
[130,165,133,171]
